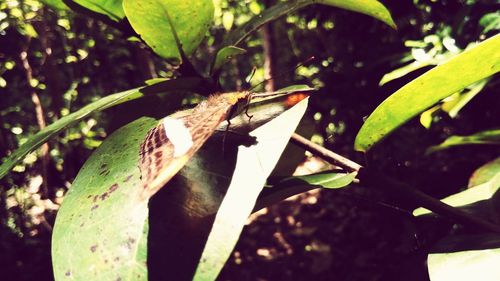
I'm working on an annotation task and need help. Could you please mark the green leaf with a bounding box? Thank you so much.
[73,0,125,21]
[379,60,435,86]
[479,12,500,34]
[52,117,156,281]
[223,0,395,47]
[255,172,356,211]
[355,34,500,152]
[316,0,396,29]
[41,0,69,11]
[427,129,500,154]
[413,173,500,216]
[211,46,246,74]
[281,172,357,189]
[441,78,489,118]
[123,0,214,62]
[193,98,309,281]
[0,87,142,180]
[428,235,500,281]
[0,77,206,181]
[51,90,309,280]
[469,157,500,188]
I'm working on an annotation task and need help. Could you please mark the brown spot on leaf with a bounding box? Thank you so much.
[99,192,109,201]
[109,183,119,193]
[90,245,97,252]
[65,270,71,277]
[91,205,99,211]
[126,237,136,250]
[124,175,133,182]
[93,195,99,203]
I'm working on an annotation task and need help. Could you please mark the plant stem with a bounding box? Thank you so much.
[290,133,500,234]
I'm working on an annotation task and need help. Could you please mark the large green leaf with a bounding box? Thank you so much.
[427,129,500,154]
[193,98,309,281]
[52,117,155,281]
[123,0,214,62]
[414,160,500,281]
[72,0,125,21]
[355,34,500,152]
[427,234,500,281]
[222,0,395,47]
[413,173,500,217]
[52,91,310,281]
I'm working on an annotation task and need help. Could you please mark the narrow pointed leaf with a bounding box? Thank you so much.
[413,173,500,216]
[427,129,500,154]
[255,172,356,211]
[0,87,142,180]
[355,34,500,152]
[223,0,395,47]
[193,98,309,281]
[0,77,206,181]
[469,157,500,188]
[73,0,125,21]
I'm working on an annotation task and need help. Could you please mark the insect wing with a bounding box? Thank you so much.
[139,98,237,199]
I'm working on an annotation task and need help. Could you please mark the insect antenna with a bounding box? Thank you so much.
[248,56,315,93]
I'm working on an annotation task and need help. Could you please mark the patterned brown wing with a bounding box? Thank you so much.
[138,93,246,200]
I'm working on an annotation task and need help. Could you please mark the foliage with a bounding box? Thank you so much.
[1,0,499,281]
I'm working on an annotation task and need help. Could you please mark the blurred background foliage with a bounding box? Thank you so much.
[0,0,498,280]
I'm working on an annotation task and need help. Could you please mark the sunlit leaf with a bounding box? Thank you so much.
[223,0,395,47]
[428,238,500,281]
[379,60,435,86]
[413,173,500,216]
[441,78,489,118]
[355,34,500,152]
[41,0,69,10]
[51,89,310,280]
[52,117,155,281]
[427,129,500,154]
[255,172,356,211]
[469,157,500,188]
[123,0,214,62]
[73,0,125,21]
[480,12,500,34]
[193,99,309,281]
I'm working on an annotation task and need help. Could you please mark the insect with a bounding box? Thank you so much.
[138,90,310,199]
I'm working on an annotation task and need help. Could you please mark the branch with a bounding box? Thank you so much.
[290,133,500,234]
[20,38,50,198]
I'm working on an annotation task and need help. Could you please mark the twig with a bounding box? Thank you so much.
[20,38,50,198]
[290,133,500,234]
